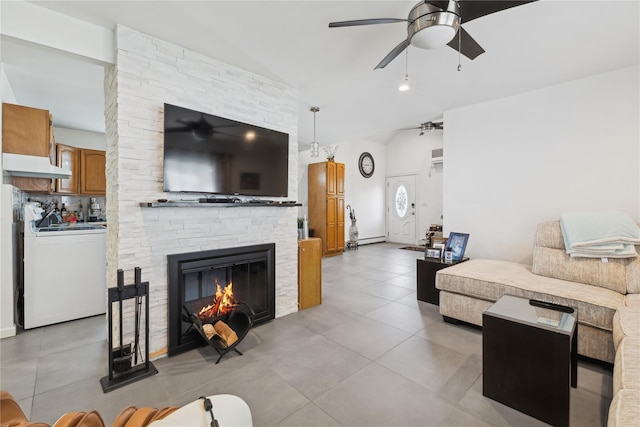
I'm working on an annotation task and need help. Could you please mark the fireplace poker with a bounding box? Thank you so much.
[113,269,132,373]
[118,269,124,355]
[134,267,142,365]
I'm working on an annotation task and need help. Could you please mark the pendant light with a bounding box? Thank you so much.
[398,49,410,92]
[310,106,320,157]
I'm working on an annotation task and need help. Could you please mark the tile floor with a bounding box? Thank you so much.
[0,243,613,426]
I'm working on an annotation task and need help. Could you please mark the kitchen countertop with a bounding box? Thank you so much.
[29,223,107,236]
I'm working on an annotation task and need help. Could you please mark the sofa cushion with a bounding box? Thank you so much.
[532,220,638,293]
[625,294,640,306]
[534,220,640,294]
[612,304,640,350]
[534,220,566,249]
[613,337,640,394]
[607,389,640,427]
[436,259,625,331]
[627,256,640,294]
[532,246,629,294]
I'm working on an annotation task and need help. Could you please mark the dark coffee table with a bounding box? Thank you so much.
[482,294,577,427]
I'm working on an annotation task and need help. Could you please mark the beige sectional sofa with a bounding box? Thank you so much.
[608,300,640,426]
[435,220,639,425]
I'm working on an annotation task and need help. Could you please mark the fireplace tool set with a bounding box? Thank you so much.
[100,267,157,393]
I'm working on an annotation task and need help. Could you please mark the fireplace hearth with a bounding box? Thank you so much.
[167,244,275,355]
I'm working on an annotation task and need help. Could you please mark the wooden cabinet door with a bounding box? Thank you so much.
[80,149,106,195]
[326,161,336,195]
[336,196,345,249]
[5,106,55,193]
[336,162,345,195]
[298,238,322,309]
[56,144,79,194]
[326,197,337,252]
[2,103,50,157]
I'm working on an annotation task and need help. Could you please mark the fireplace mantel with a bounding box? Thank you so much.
[140,201,302,208]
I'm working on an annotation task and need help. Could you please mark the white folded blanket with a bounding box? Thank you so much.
[560,211,640,259]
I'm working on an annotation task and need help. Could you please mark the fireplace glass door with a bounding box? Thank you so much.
[168,244,275,355]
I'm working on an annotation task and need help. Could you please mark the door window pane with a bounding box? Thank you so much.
[395,185,408,218]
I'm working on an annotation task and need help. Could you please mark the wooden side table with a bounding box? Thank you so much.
[416,257,468,305]
[298,238,322,309]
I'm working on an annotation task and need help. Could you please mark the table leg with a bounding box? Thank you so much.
[571,323,578,388]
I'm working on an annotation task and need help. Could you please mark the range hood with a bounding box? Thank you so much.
[2,153,72,179]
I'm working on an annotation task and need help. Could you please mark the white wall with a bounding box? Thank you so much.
[444,65,640,264]
[386,130,444,244]
[0,65,18,337]
[53,127,106,150]
[298,139,387,244]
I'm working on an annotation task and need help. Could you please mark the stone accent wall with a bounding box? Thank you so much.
[104,26,299,357]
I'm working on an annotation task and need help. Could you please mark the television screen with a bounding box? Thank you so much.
[163,103,289,197]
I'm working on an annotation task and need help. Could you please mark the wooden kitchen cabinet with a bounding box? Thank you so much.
[2,103,56,193]
[2,103,52,157]
[54,146,106,195]
[79,149,106,195]
[298,238,322,310]
[55,144,79,194]
[308,161,345,257]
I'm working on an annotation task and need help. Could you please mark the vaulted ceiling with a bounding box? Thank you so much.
[2,1,639,149]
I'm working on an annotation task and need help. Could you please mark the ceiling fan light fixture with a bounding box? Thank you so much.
[411,23,457,49]
[408,2,460,50]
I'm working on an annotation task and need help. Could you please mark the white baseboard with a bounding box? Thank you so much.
[1,325,16,339]
[357,236,386,245]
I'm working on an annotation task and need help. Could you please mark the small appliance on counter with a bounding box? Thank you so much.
[89,197,101,222]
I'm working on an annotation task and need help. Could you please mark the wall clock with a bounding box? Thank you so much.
[358,152,375,178]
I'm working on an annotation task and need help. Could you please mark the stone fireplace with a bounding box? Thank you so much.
[167,244,276,355]
[104,26,299,357]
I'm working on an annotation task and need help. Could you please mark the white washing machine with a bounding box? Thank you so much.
[23,204,107,329]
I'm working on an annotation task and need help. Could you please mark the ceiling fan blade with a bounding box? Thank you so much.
[375,38,411,70]
[447,26,485,60]
[458,1,537,23]
[329,18,408,28]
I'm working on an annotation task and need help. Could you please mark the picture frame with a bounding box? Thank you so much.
[444,250,453,264]
[425,248,441,259]
[433,243,446,253]
[445,232,469,261]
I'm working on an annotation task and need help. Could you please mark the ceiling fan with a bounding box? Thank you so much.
[329,0,536,69]
[165,113,237,140]
[399,121,444,135]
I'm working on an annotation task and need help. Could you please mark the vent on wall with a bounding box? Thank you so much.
[431,148,443,164]
[429,148,443,177]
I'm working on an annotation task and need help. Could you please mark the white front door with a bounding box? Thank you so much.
[386,175,416,244]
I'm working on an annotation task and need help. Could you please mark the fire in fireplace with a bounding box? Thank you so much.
[198,281,236,320]
[167,244,275,355]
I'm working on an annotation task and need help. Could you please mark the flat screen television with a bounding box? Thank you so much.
[163,103,289,197]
